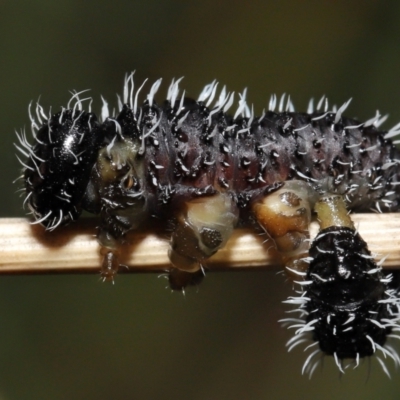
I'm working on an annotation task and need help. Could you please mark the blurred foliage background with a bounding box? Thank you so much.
[1,1,400,399]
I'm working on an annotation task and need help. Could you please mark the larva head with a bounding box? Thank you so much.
[22,109,100,229]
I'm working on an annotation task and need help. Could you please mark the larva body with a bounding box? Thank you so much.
[16,74,400,376]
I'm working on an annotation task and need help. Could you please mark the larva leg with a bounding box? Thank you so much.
[251,180,318,280]
[97,228,124,282]
[94,181,148,282]
[85,121,149,282]
[168,192,239,290]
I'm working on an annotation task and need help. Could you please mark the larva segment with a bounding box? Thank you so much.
[251,180,318,279]
[314,195,354,230]
[168,192,239,289]
[284,194,400,375]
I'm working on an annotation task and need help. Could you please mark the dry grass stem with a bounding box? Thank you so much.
[0,215,399,274]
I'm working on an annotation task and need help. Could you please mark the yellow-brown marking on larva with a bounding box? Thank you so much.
[252,181,315,254]
[123,175,134,190]
[96,137,143,185]
[314,195,354,230]
[169,193,239,273]
[251,181,318,280]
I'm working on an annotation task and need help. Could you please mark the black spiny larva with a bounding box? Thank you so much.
[15,73,400,376]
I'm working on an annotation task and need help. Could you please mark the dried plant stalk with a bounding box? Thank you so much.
[0,215,399,274]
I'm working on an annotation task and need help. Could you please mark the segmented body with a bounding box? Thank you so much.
[102,101,399,211]
[16,75,400,376]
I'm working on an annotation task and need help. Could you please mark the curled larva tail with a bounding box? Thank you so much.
[282,195,400,376]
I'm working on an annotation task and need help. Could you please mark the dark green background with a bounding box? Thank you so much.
[1,1,400,399]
